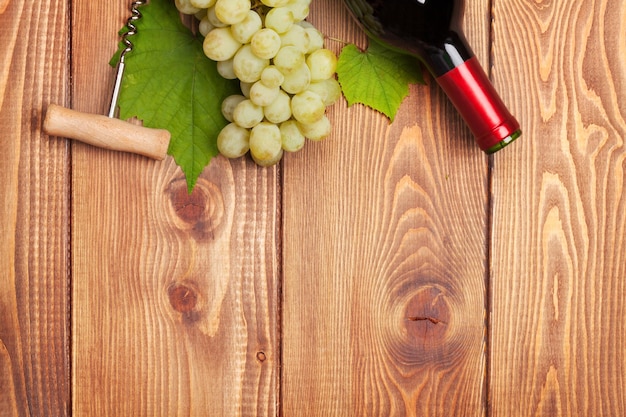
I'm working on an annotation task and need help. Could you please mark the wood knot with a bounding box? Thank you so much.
[166,178,225,240]
[167,282,202,323]
[403,286,450,343]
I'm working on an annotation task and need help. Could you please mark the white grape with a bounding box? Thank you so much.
[307,78,342,106]
[175,0,201,15]
[233,44,269,83]
[303,26,324,54]
[216,59,236,79]
[233,99,264,128]
[249,122,283,166]
[306,49,337,81]
[240,81,253,98]
[221,94,246,122]
[263,89,292,123]
[190,0,216,8]
[217,123,250,158]
[261,0,290,6]
[280,120,305,152]
[280,25,310,53]
[273,45,305,74]
[231,10,263,43]
[264,7,294,33]
[206,6,228,27]
[252,148,283,167]
[291,90,325,124]
[250,28,281,59]
[214,0,250,25]
[285,0,310,21]
[249,81,280,106]
[298,115,331,141]
[281,62,310,94]
[203,27,241,61]
[260,66,284,89]
[198,15,215,37]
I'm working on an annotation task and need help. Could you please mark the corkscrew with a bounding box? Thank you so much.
[109,0,144,117]
[43,0,170,160]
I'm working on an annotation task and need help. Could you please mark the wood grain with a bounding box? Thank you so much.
[0,0,71,416]
[281,1,491,415]
[70,1,279,415]
[2,0,626,415]
[489,0,626,415]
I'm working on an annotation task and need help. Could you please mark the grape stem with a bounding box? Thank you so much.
[324,35,351,47]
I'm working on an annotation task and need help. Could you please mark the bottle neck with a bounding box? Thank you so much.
[418,31,474,77]
[435,56,521,152]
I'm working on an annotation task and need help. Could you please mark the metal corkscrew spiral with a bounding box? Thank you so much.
[108,0,146,117]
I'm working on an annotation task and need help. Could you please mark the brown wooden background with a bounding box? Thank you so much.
[1,0,625,415]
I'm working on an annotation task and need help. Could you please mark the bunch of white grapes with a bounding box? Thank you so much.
[175,0,341,166]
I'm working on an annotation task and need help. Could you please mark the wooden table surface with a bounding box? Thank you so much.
[2,0,625,416]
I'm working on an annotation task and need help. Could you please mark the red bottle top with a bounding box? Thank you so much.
[435,57,521,153]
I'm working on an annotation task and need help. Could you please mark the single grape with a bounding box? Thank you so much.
[291,90,325,124]
[190,0,216,8]
[281,62,311,94]
[252,148,284,167]
[233,44,269,83]
[280,25,310,54]
[231,10,263,44]
[263,90,292,124]
[298,115,331,141]
[206,6,228,28]
[240,81,253,98]
[216,59,237,79]
[260,66,284,89]
[203,27,242,61]
[302,26,324,54]
[249,122,283,166]
[233,99,264,128]
[175,0,201,15]
[264,7,294,34]
[273,45,305,74]
[221,94,246,122]
[307,78,342,106]
[217,123,250,158]
[261,0,290,6]
[249,81,280,106]
[214,0,250,25]
[285,0,310,21]
[280,120,306,152]
[306,49,337,81]
[198,15,215,37]
[250,28,281,59]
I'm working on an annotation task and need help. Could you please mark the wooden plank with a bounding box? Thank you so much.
[0,0,71,416]
[281,1,491,415]
[70,2,279,415]
[490,0,626,415]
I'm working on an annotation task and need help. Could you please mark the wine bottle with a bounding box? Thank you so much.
[343,0,521,153]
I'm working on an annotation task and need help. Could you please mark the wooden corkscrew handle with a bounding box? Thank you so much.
[43,104,171,160]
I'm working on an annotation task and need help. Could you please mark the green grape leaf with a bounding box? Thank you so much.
[336,38,424,122]
[111,0,239,192]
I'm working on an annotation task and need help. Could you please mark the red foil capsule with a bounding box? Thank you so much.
[435,57,521,153]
